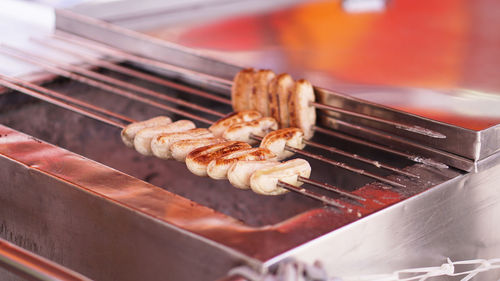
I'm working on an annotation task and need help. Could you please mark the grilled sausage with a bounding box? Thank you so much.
[222,117,278,144]
[170,137,225,162]
[227,160,279,190]
[260,128,305,160]
[289,79,316,139]
[208,110,262,137]
[121,116,172,147]
[271,74,294,129]
[134,120,195,156]
[186,141,251,176]
[231,68,255,112]
[151,128,213,159]
[250,158,311,195]
[251,70,276,116]
[207,148,277,180]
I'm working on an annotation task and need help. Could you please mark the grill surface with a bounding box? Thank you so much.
[0,64,428,226]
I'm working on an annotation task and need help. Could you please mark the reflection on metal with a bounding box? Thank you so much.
[0,237,91,281]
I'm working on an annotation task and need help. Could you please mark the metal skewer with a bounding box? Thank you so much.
[302,139,418,178]
[311,102,446,139]
[53,31,233,88]
[297,176,365,202]
[0,46,214,125]
[0,44,225,118]
[313,126,420,162]
[277,181,346,208]
[0,78,126,129]
[31,37,232,105]
[0,74,136,125]
[0,78,354,208]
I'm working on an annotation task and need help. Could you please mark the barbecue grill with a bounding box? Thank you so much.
[1,1,500,280]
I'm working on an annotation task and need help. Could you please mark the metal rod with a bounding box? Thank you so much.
[313,126,419,161]
[277,181,345,208]
[0,74,136,124]
[285,145,406,188]
[1,44,224,118]
[0,237,92,281]
[250,134,405,188]
[53,31,233,88]
[0,47,214,125]
[324,117,454,167]
[0,79,126,129]
[303,139,419,178]
[297,176,365,202]
[32,37,232,105]
[311,101,446,139]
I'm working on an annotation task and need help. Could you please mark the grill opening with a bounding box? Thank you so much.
[0,34,446,226]
[0,64,418,226]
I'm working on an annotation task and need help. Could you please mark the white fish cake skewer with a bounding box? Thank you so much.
[289,79,316,139]
[208,110,262,138]
[207,147,276,180]
[231,68,255,112]
[151,128,213,159]
[222,117,278,144]
[186,141,251,176]
[121,116,172,147]
[271,74,294,129]
[170,137,225,162]
[250,158,311,195]
[251,70,276,115]
[227,160,279,190]
[260,128,305,160]
[134,120,195,156]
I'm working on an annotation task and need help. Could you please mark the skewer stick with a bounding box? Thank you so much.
[0,47,214,125]
[0,74,136,124]
[0,44,225,118]
[277,181,345,208]
[297,176,365,202]
[0,79,354,208]
[303,139,419,178]
[31,37,232,105]
[284,145,405,188]
[53,32,233,88]
[0,78,126,129]
[313,126,420,161]
[310,102,446,139]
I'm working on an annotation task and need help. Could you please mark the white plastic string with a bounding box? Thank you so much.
[227,258,500,281]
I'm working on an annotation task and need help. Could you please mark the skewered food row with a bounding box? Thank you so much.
[120,112,310,195]
[231,69,316,139]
